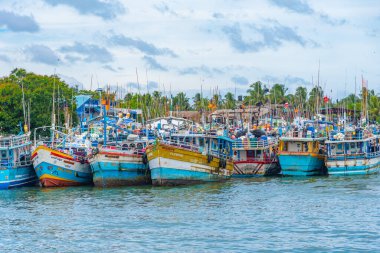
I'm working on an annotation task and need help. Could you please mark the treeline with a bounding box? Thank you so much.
[0,69,77,134]
[111,81,379,123]
[0,69,379,134]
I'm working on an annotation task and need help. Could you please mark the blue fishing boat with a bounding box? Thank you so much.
[88,107,152,187]
[278,120,329,176]
[0,132,37,189]
[326,127,380,175]
[89,140,151,187]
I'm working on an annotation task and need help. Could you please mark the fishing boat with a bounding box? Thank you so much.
[325,127,380,175]
[88,107,152,187]
[325,78,380,175]
[145,117,234,186]
[90,141,151,187]
[278,120,329,176]
[0,132,37,189]
[232,130,280,177]
[32,127,92,187]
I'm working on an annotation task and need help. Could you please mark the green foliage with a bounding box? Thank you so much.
[0,68,78,134]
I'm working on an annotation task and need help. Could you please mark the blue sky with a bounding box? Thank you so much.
[0,0,378,98]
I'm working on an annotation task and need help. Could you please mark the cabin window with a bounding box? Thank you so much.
[337,144,343,150]
[1,150,7,158]
[179,137,184,142]
[350,143,355,149]
[247,150,254,158]
[256,150,262,157]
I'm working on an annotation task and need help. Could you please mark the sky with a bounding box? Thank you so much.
[0,0,379,98]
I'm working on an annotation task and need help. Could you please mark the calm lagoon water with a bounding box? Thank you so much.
[1,175,379,252]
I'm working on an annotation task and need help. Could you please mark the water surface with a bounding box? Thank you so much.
[1,175,379,252]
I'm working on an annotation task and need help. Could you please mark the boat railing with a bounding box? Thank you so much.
[232,138,277,149]
[0,135,31,148]
[328,150,380,160]
[160,140,201,153]
[283,130,327,138]
[209,150,232,160]
[366,151,380,158]
[234,157,276,163]
[328,132,374,141]
[100,145,146,155]
[0,158,32,167]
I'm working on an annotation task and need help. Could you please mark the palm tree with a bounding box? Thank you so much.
[173,92,191,111]
[308,86,324,115]
[223,92,236,109]
[269,84,287,104]
[368,93,380,123]
[294,86,307,114]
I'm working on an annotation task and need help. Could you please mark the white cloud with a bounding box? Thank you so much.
[0,0,378,99]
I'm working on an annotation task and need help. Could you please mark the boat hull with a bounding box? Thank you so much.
[0,165,37,189]
[326,156,380,176]
[232,160,280,177]
[146,143,233,186]
[32,146,92,187]
[279,153,326,176]
[90,149,151,187]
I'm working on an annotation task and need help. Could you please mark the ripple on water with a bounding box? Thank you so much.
[0,174,379,252]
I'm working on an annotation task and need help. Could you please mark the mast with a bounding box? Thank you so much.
[361,75,368,125]
[354,76,357,125]
[316,61,320,117]
[51,70,56,128]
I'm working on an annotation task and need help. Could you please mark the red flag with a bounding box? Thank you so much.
[284,102,289,108]
[323,96,329,103]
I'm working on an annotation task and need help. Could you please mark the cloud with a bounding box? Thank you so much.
[269,0,346,26]
[147,81,159,90]
[231,75,249,85]
[24,44,60,65]
[319,13,346,26]
[212,12,224,19]
[268,0,314,14]
[103,65,117,72]
[262,74,309,86]
[126,82,140,90]
[44,0,125,20]
[60,42,113,63]
[179,65,224,77]
[284,75,309,86]
[142,56,167,71]
[0,10,39,32]
[222,21,310,53]
[58,74,84,88]
[109,34,177,57]
[153,2,178,17]
[0,54,10,62]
